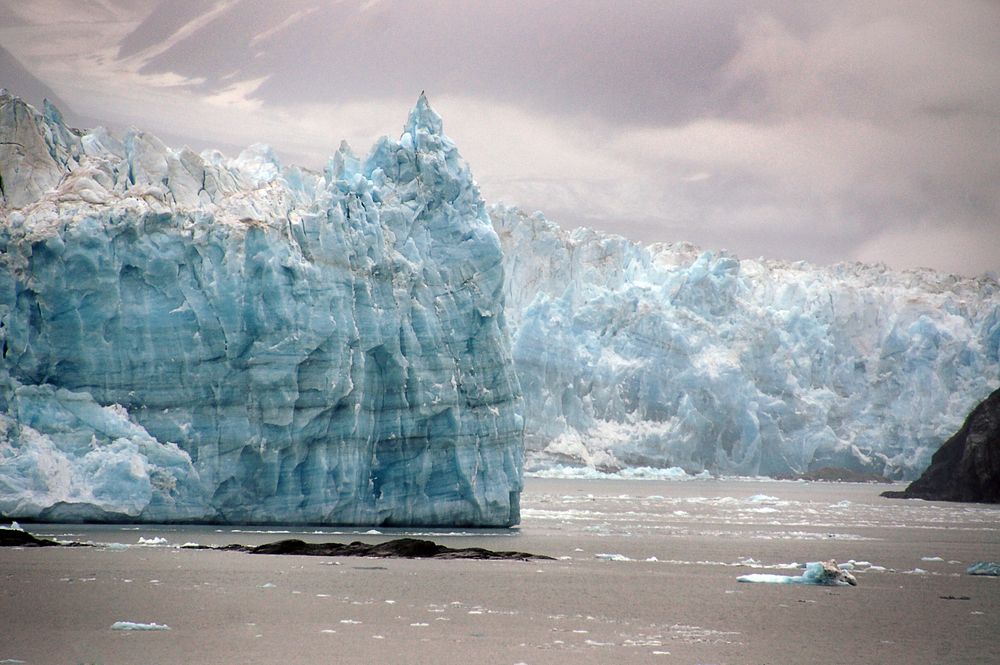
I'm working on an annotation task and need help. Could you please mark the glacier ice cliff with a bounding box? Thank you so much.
[493,206,1000,480]
[0,91,523,525]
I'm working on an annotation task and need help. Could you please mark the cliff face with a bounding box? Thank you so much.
[883,388,1000,503]
[0,92,523,526]
[493,205,1000,480]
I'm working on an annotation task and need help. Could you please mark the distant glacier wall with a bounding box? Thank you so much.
[493,206,1000,480]
[0,92,522,525]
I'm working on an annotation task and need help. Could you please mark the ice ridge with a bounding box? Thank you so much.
[0,91,523,526]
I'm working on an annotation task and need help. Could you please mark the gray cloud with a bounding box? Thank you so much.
[120,1,793,124]
[0,45,71,111]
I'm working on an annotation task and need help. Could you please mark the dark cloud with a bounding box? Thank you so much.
[123,0,806,125]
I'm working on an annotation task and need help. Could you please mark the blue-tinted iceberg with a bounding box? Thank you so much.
[493,206,1000,479]
[0,91,523,525]
[738,561,858,586]
[966,562,1000,576]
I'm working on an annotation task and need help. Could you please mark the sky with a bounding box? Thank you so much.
[1,0,998,277]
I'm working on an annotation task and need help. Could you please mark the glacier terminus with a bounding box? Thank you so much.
[0,91,523,526]
[1,88,999,526]
[494,206,999,480]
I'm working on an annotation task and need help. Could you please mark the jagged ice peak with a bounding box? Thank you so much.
[0,91,523,526]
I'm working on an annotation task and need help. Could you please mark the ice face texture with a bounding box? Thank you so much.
[493,206,1000,480]
[0,92,523,525]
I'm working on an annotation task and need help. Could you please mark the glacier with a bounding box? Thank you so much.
[493,206,1000,480]
[3,86,999,525]
[0,91,523,525]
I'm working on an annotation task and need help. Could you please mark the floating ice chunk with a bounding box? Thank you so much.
[595,553,633,562]
[747,494,780,503]
[2,522,24,531]
[738,561,857,586]
[111,621,171,631]
[921,556,944,562]
[137,536,168,545]
[967,562,1000,576]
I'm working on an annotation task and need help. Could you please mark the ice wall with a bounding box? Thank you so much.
[0,92,523,525]
[494,206,1000,479]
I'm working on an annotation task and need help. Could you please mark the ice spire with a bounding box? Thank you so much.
[327,139,360,183]
[404,91,443,137]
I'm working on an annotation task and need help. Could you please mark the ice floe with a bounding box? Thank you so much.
[967,561,1000,576]
[111,621,171,631]
[738,560,858,586]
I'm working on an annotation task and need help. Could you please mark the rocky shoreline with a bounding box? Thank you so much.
[0,527,551,561]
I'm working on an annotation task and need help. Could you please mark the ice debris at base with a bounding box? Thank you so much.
[493,205,1000,480]
[111,621,171,631]
[0,92,522,526]
[737,560,858,586]
[966,562,1000,576]
[526,464,707,481]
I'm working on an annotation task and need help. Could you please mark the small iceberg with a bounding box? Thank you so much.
[595,553,633,562]
[967,562,1000,576]
[738,560,858,586]
[111,621,171,631]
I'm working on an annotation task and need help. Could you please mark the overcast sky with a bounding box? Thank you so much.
[2,0,998,276]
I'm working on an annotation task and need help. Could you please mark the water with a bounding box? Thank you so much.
[4,478,999,664]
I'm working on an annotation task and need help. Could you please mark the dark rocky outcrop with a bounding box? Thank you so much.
[0,528,60,547]
[1,527,552,561]
[883,388,1000,503]
[210,537,552,561]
